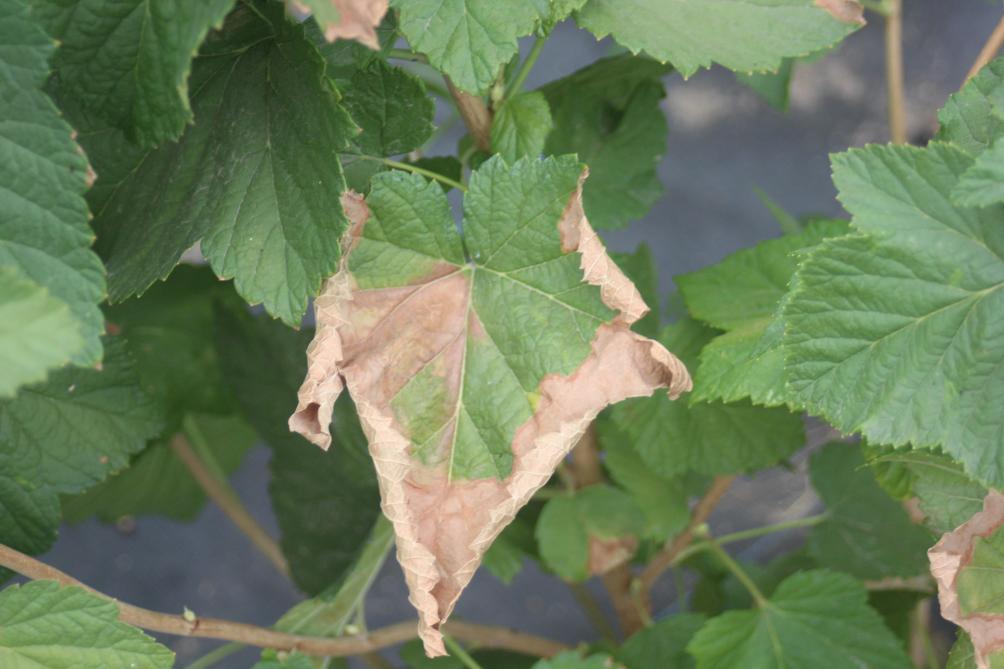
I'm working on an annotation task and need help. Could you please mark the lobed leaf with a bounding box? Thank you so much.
[0,0,105,369]
[576,0,862,79]
[784,143,1004,487]
[0,580,174,668]
[289,156,691,654]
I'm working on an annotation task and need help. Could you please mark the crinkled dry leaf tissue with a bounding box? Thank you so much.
[290,156,691,656]
[289,0,388,49]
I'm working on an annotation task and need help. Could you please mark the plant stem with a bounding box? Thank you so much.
[670,513,829,566]
[965,16,1004,82]
[505,36,546,99]
[354,155,467,191]
[445,77,492,152]
[638,475,736,594]
[444,635,485,669]
[170,427,289,577]
[704,538,767,608]
[183,642,243,669]
[0,543,570,658]
[884,0,907,144]
[568,582,617,642]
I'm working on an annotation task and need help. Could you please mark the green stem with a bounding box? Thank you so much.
[568,582,617,641]
[354,155,467,191]
[183,642,243,669]
[672,513,829,566]
[443,635,484,669]
[505,36,546,99]
[705,539,768,608]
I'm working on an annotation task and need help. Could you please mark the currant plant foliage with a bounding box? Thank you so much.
[0,0,999,667]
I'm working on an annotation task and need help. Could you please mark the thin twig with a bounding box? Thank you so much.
[170,431,289,577]
[966,16,1004,83]
[445,77,492,152]
[884,0,907,144]
[0,542,568,659]
[638,475,737,594]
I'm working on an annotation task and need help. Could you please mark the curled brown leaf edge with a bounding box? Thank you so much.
[929,490,1004,669]
[289,169,691,656]
[290,0,388,49]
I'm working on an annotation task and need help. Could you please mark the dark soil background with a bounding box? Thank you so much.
[40,2,997,666]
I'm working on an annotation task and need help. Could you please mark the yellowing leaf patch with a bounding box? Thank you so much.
[290,156,690,655]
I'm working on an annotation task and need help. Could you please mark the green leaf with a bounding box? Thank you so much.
[0,0,105,367]
[936,56,1004,155]
[808,443,932,580]
[952,137,1004,207]
[0,580,174,668]
[599,417,688,540]
[957,524,1004,615]
[785,143,1004,487]
[0,336,164,556]
[536,484,644,581]
[608,318,805,478]
[686,570,912,669]
[483,513,537,583]
[530,651,615,669]
[678,219,848,406]
[617,613,704,669]
[343,58,435,156]
[106,265,241,427]
[213,304,382,595]
[542,55,669,229]
[491,92,553,164]
[576,0,861,78]
[33,0,232,147]
[393,0,545,93]
[401,640,535,669]
[80,2,355,325]
[0,266,82,397]
[62,413,256,523]
[610,243,660,338]
[736,59,794,112]
[948,632,977,669]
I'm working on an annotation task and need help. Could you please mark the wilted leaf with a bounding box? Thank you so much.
[687,570,912,669]
[576,0,862,79]
[0,0,105,368]
[290,0,388,49]
[930,491,1004,669]
[0,580,174,668]
[289,156,690,655]
[808,443,932,580]
[32,0,232,147]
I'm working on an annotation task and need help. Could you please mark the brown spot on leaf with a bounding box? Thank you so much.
[929,490,1004,669]
[815,0,865,25]
[290,180,690,656]
[588,535,639,576]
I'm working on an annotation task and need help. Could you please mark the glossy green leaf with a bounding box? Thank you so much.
[576,0,861,78]
[0,0,105,367]
[678,219,848,406]
[617,613,704,669]
[0,267,82,397]
[62,413,256,523]
[536,484,644,581]
[808,443,932,580]
[608,318,804,478]
[0,336,163,556]
[33,0,232,147]
[0,580,174,668]
[81,2,355,325]
[784,143,1004,487]
[542,55,669,229]
[957,524,1004,615]
[687,570,912,669]
[393,0,545,93]
[491,92,553,164]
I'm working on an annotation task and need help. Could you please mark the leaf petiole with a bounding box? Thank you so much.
[353,154,468,191]
[703,532,768,608]
[443,634,485,669]
[505,36,546,100]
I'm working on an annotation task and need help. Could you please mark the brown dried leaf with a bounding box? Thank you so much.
[929,490,1004,669]
[290,0,388,49]
[289,159,689,655]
